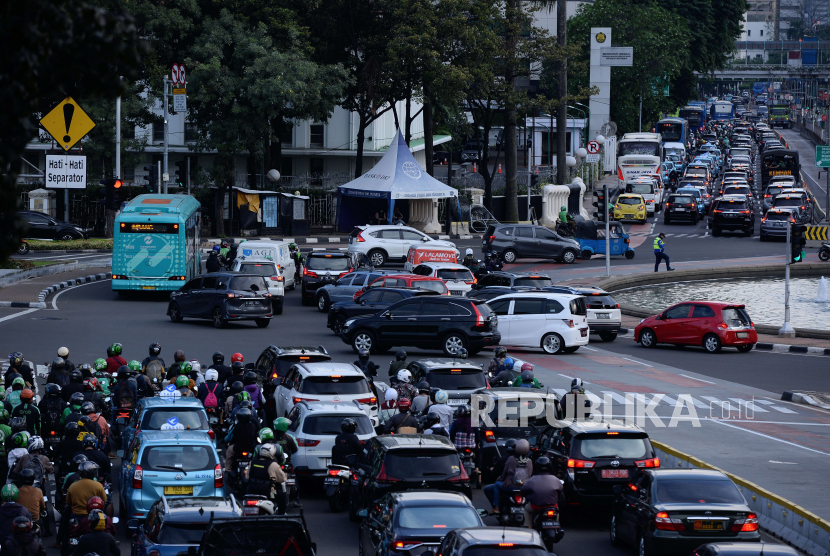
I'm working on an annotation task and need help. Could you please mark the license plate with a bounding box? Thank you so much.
[542,521,560,528]
[141,286,156,290]
[164,486,193,495]
[448,399,467,406]
[245,301,258,307]
[601,469,629,479]
[243,508,260,515]
[726,213,738,218]
[737,332,749,338]
[325,477,340,485]
[675,208,686,211]
[694,521,723,531]
[450,290,464,296]
[596,313,610,319]
[510,507,523,514]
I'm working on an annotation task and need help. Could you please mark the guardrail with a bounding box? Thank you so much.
[652,441,830,556]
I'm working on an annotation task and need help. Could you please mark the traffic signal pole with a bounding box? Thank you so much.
[605,184,610,277]
[779,221,795,338]
[163,76,170,194]
[115,95,121,180]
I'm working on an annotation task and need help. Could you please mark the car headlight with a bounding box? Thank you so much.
[344,319,355,328]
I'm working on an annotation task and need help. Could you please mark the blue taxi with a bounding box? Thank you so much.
[121,396,212,452]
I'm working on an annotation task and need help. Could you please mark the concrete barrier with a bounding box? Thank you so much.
[652,441,830,556]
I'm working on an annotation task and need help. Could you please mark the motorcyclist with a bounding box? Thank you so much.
[111,367,137,415]
[55,426,84,477]
[461,249,481,274]
[175,376,193,397]
[520,456,564,528]
[59,371,84,404]
[388,350,408,379]
[242,372,265,411]
[4,378,26,413]
[484,253,503,273]
[224,361,246,392]
[60,393,84,431]
[91,359,107,378]
[558,378,592,420]
[219,240,231,262]
[0,486,32,548]
[382,398,419,434]
[487,347,508,379]
[165,350,187,381]
[411,381,431,414]
[495,438,533,514]
[289,243,305,282]
[79,363,95,380]
[188,361,205,389]
[511,364,542,389]
[13,469,45,535]
[80,379,106,415]
[64,462,105,523]
[427,390,454,430]
[172,362,195,391]
[47,357,70,389]
[12,390,40,436]
[558,206,575,234]
[224,407,258,473]
[141,343,166,376]
[79,403,105,447]
[209,352,232,385]
[353,349,378,378]
[0,410,11,481]
[206,245,223,273]
[331,418,362,466]
[484,439,515,511]
[70,509,119,556]
[6,419,27,454]
[449,406,479,452]
[69,497,116,537]
[127,360,152,400]
[6,354,34,390]
[491,357,518,387]
[393,370,418,401]
[421,413,448,437]
[56,347,75,373]
[3,515,45,556]
[224,381,244,416]
[198,369,223,411]
[103,344,126,376]
[246,443,287,514]
[272,417,299,461]
[11,436,53,487]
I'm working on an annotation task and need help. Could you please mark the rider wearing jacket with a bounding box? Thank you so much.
[104,344,127,376]
[382,398,419,434]
[520,456,563,527]
[208,352,232,386]
[331,418,362,466]
[224,408,258,472]
[246,443,286,513]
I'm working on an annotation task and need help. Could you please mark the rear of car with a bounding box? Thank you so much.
[302,253,352,303]
[762,185,793,213]
[378,444,471,498]
[576,289,621,340]
[478,391,549,475]
[667,193,701,223]
[760,208,795,240]
[294,370,378,422]
[772,194,810,223]
[624,182,657,215]
[223,275,273,324]
[291,405,375,476]
[613,194,647,223]
[414,263,476,296]
[235,260,284,313]
[423,365,488,407]
[711,196,753,235]
[714,305,757,348]
[364,274,449,296]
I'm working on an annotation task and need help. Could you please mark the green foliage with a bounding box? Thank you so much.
[26,239,113,250]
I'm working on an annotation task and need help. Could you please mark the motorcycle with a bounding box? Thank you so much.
[112,409,133,447]
[458,448,481,489]
[324,464,351,512]
[495,488,526,526]
[532,505,564,551]
[555,222,574,237]
[819,242,830,262]
[241,494,275,516]
[17,239,29,255]
[282,460,298,506]
[228,451,254,494]
[206,406,223,435]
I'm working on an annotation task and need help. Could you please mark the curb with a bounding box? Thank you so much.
[781,391,830,410]
[201,234,476,248]
[0,261,99,289]
[22,249,111,254]
[38,272,112,303]
[0,301,47,309]
[755,343,830,356]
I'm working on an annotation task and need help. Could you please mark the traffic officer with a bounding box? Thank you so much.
[653,233,674,272]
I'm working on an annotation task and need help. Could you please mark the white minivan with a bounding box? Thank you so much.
[236,240,297,289]
[624,179,662,215]
[230,258,285,314]
[486,292,589,354]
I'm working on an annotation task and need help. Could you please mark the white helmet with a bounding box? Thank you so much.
[189,360,201,373]
[58,347,69,358]
[205,369,219,382]
[465,248,473,256]
[434,390,448,404]
[397,369,412,384]
[385,388,398,403]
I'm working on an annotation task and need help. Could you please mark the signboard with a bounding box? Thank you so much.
[173,94,187,113]
[173,88,186,95]
[406,246,458,267]
[599,47,634,66]
[40,97,96,151]
[587,141,601,154]
[45,155,87,189]
[171,64,180,85]
[815,145,830,167]
[586,153,601,163]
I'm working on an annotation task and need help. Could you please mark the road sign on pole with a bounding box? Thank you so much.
[45,155,87,188]
[173,94,187,112]
[179,65,186,86]
[587,141,600,154]
[40,97,96,151]
[171,64,180,86]
[815,145,830,167]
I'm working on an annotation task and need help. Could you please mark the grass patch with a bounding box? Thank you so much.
[27,239,113,250]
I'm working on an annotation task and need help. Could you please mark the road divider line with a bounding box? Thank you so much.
[708,418,830,456]
[678,373,717,384]
[0,308,40,323]
[51,279,111,310]
[621,356,653,367]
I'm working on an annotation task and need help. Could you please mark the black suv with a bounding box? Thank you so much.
[430,527,548,556]
[339,296,499,356]
[406,358,487,408]
[664,193,701,224]
[471,271,552,291]
[710,195,755,236]
[18,210,88,240]
[327,287,439,335]
[482,224,580,264]
[349,435,471,521]
[167,273,272,328]
[301,252,353,305]
[535,421,657,507]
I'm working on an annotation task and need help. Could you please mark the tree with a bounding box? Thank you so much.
[0,0,144,261]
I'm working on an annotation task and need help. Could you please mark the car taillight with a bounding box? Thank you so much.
[395,541,423,549]
[472,302,485,328]
[207,429,215,440]
[487,235,495,243]
[567,459,595,468]
[732,513,759,532]
[357,396,377,404]
[714,209,723,213]
[448,464,470,482]
[214,464,223,488]
[227,293,237,298]
[687,204,695,208]
[562,319,574,328]
[655,511,684,531]
[132,465,143,489]
[614,303,620,308]
[634,458,660,468]
[293,396,319,405]
[484,430,495,442]
[376,462,401,483]
[740,210,750,214]
[717,322,728,329]
[338,271,349,279]
[304,268,318,278]
[356,230,366,242]
[297,438,320,447]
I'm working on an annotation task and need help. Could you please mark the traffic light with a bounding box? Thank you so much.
[100,179,123,210]
[144,165,157,193]
[592,189,607,222]
[174,159,188,188]
[790,224,807,263]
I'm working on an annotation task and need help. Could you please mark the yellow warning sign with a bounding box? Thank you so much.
[805,225,828,241]
[173,88,187,95]
[40,97,96,151]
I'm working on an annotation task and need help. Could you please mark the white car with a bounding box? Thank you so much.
[410,262,475,296]
[348,225,456,267]
[273,362,379,424]
[230,258,284,314]
[285,402,376,476]
[486,292,589,354]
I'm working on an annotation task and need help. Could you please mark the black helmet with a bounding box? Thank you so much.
[69,392,85,407]
[52,357,66,371]
[81,402,96,415]
[212,352,224,365]
[341,418,357,434]
[535,456,553,473]
[19,468,36,486]
[358,349,369,361]
[495,347,507,358]
[521,370,534,383]
[423,413,440,428]
[12,516,32,536]
[78,415,93,430]
[229,381,244,396]
[82,435,97,449]
[45,383,62,397]
[118,367,129,380]
[9,417,26,433]
[239,400,253,410]
[417,381,430,394]
[236,407,252,423]
[79,461,99,480]
[64,422,80,439]
[72,453,89,470]
[505,438,518,455]
[456,406,470,418]
[395,350,407,361]
[70,370,83,383]
[243,371,257,385]
[149,343,161,356]
[457,348,468,360]
[231,361,245,373]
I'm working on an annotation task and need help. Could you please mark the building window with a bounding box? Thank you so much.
[153,124,164,142]
[760,29,763,36]
[279,125,293,147]
[747,30,751,36]
[185,123,198,142]
[310,124,325,148]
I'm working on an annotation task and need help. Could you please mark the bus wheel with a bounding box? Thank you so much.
[169,303,183,323]
[212,308,227,329]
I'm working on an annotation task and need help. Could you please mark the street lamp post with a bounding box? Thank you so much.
[575,102,591,147]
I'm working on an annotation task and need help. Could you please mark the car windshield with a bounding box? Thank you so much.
[654,479,745,504]
[397,506,481,530]
[489,399,549,427]
[239,263,277,277]
[722,307,751,327]
[618,197,642,205]
[436,269,474,281]
[463,547,548,556]
[575,436,648,459]
[774,197,801,207]
[514,277,552,288]
[141,446,215,472]
[229,276,268,292]
[302,414,373,435]
[625,183,652,194]
[158,524,209,545]
[299,375,370,395]
[414,280,448,294]
[384,450,462,479]
[306,257,350,271]
[426,370,487,390]
[765,212,791,221]
[143,410,208,431]
[669,196,693,205]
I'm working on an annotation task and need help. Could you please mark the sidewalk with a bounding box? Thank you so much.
[0,266,109,304]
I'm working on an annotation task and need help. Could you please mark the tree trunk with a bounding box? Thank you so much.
[424,102,434,176]
[404,92,412,145]
[503,0,520,223]
[556,0,568,185]
[216,184,225,237]
[391,101,400,133]
[355,114,367,178]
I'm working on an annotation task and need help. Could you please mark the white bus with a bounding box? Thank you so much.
[617,132,664,184]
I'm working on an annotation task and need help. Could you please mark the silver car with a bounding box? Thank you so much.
[760,208,797,241]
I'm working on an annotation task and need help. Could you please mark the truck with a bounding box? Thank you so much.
[769,105,790,128]
[617,132,664,184]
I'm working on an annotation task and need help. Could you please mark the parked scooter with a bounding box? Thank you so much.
[818,242,830,261]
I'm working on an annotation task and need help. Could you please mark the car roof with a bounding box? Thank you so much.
[296,362,362,376]
[367,287,441,295]
[375,434,456,450]
[409,358,483,371]
[703,543,800,556]
[271,346,329,356]
[164,496,239,518]
[375,274,442,281]
[141,397,206,408]
[491,271,551,278]
[564,419,646,435]
[359,225,423,232]
[415,262,469,269]
[672,300,745,309]
[307,252,350,258]
[618,194,644,198]
[136,430,214,444]
[489,292,581,302]
[390,490,475,507]
[456,527,542,546]
[649,468,730,480]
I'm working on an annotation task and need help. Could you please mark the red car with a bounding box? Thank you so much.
[634,301,757,353]
[353,273,449,298]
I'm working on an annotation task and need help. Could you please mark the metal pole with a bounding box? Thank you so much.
[64,190,69,222]
[157,161,162,194]
[187,157,191,196]
[115,96,121,179]
[604,184,610,277]
[163,76,169,194]
[639,93,643,133]
[779,221,795,337]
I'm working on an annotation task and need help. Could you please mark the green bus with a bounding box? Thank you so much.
[112,194,201,291]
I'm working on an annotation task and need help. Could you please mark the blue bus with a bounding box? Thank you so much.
[656,117,688,145]
[112,194,201,292]
[710,101,735,121]
[688,101,707,124]
[752,82,767,95]
[678,106,705,132]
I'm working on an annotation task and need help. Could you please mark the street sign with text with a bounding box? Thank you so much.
[599,47,633,66]
[40,97,96,151]
[586,153,601,163]
[815,145,830,167]
[173,94,187,112]
[45,155,87,189]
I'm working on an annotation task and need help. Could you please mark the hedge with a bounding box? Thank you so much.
[26,239,113,250]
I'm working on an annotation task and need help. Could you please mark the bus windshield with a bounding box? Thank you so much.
[714,103,733,114]
[618,142,660,157]
[771,108,788,115]
[679,110,702,127]
[657,123,683,142]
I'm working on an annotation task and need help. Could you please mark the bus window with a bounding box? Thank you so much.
[657,123,683,142]
[618,142,660,157]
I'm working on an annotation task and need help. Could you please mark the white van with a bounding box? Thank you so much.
[624,179,661,215]
[236,240,297,289]
[229,258,285,314]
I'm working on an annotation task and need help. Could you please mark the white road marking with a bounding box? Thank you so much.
[0,308,40,323]
[51,279,111,310]
[769,460,798,464]
[621,357,653,368]
[601,391,630,405]
[710,418,830,456]
[679,373,716,385]
[557,373,574,380]
[550,388,568,398]
[581,346,599,352]
[728,397,769,413]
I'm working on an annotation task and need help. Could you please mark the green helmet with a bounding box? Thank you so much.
[237,391,251,403]
[289,243,297,249]
[179,362,192,375]
[128,360,142,372]
[0,408,9,423]
[108,343,122,356]
[259,427,275,442]
[561,206,567,211]
[93,358,107,372]
[12,377,25,389]
[273,417,291,433]
[175,376,189,388]
[12,431,29,448]
[1,484,19,503]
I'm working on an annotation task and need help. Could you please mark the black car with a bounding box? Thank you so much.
[340,296,500,356]
[19,210,88,240]
[711,195,755,236]
[429,527,548,556]
[357,491,485,556]
[482,224,581,264]
[196,515,315,556]
[406,358,488,409]
[471,271,552,291]
[327,287,439,335]
[349,435,472,521]
[664,193,701,224]
[167,273,272,328]
[301,252,353,305]
[692,543,799,556]
[611,469,761,556]
[536,421,657,508]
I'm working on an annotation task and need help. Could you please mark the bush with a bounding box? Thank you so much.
[0,259,35,270]
[27,239,113,251]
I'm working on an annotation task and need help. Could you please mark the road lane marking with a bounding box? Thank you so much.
[728,397,769,413]
[679,373,716,385]
[755,400,798,414]
[601,391,630,405]
[769,460,798,464]
[0,308,40,323]
[709,419,830,456]
[51,279,111,310]
[621,357,653,367]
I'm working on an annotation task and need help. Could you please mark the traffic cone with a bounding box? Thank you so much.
[535,166,539,175]
[498,164,502,174]
[473,162,477,173]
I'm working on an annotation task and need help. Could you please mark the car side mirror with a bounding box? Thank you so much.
[48,221,56,226]
[360,299,367,306]
[357,509,368,518]
[422,237,429,242]
[385,312,393,319]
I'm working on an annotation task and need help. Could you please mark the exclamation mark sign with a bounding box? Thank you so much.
[62,103,74,144]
